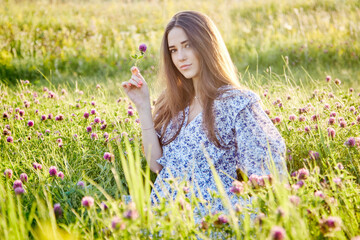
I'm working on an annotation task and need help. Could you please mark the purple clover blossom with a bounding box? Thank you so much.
[339,120,347,128]
[4,169,13,178]
[49,166,58,177]
[91,133,98,140]
[81,196,94,208]
[270,226,286,240]
[289,195,300,206]
[328,117,335,125]
[57,171,64,180]
[33,162,42,170]
[230,180,244,195]
[103,132,109,139]
[20,173,28,183]
[7,136,13,143]
[41,115,47,121]
[289,114,297,121]
[344,137,356,147]
[91,101,96,106]
[13,180,23,189]
[327,128,336,139]
[314,190,326,199]
[77,181,85,188]
[139,43,147,53]
[111,216,125,230]
[19,109,25,117]
[48,113,53,120]
[100,124,107,130]
[319,216,342,234]
[84,112,89,119]
[54,203,62,217]
[90,109,96,115]
[103,152,114,162]
[101,202,108,210]
[86,126,92,133]
[309,151,320,160]
[128,109,134,116]
[94,117,100,123]
[214,214,228,226]
[14,187,25,195]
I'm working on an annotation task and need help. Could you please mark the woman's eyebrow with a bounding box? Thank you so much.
[168,40,189,49]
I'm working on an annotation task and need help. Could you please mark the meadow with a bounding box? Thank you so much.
[1,0,360,239]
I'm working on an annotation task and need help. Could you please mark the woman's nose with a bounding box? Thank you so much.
[177,49,187,61]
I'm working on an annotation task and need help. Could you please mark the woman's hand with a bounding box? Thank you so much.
[122,66,151,111]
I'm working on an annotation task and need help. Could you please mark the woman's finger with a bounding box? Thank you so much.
[128,78,141,88]
[132,74,144,86]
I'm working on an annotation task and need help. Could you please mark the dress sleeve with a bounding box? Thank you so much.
[233,92,288,180]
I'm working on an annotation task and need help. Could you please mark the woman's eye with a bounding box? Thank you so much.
[185,44,190,48]
[170,49,176,53]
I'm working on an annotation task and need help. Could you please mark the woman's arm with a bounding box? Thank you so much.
[137,104,164,173]
[122,67,163,174]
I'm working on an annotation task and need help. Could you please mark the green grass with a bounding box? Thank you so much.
[0,0,359,88]
[1,0,360,239]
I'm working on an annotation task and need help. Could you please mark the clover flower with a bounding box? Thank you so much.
[327,128,336,139]
[309,151,320,160]
[41,115,47,121]
[54,203,62,217]
[20,173,28,183]
[289,195,300,206]
[14,187,25,195]
[230,180,244,195]
[13,180,23,189]
[82,196,94,208]
[103,152,114,162]
[112,216,125,230]
[101,202,108,211]
[7,136,13,143]
[319,216,341,234]
[123,202,139,220]
[328,117,335,125]
[49,166,58,177]
[77,181,85,188]
[314,190,325,199]
[91,132,98,139]
[270,226,286,240]
[214,214,229,226]
[289,114,297,121]
[90,109,96,115]
[86,126,92,133]
[57,171,64,180]
[33,162,42,170]
[326,76,331,82]
[4,169,13,178]
[139,43,147,53]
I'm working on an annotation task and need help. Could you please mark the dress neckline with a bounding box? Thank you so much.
[184,105,202,128]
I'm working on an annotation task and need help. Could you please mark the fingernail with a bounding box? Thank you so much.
[137,84,141,87]
[139,81,143,84]
[128,83,131,87]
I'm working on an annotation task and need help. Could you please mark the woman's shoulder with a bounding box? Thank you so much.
[215,85,261,107]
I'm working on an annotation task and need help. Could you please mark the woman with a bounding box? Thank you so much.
[122,11,287,223]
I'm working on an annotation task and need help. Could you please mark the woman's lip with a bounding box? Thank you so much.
[180,64,191,70]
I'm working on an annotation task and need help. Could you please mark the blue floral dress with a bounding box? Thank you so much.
[150,85,287,223]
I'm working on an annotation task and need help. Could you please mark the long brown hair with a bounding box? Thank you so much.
[153,11,241,148]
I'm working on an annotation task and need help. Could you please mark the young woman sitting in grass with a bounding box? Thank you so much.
[122,10,287,223]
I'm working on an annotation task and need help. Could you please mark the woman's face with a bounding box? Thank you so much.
[167,27,200,81]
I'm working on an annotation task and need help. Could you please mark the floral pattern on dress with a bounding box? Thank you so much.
[150,85,287,223]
